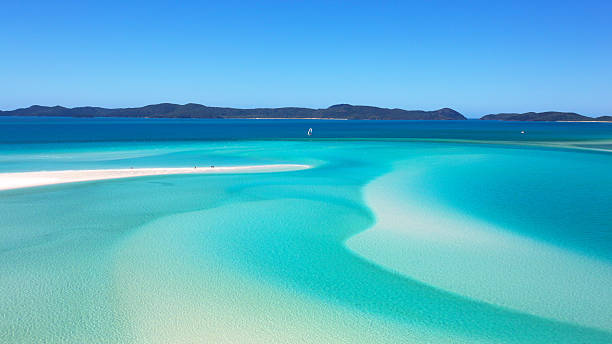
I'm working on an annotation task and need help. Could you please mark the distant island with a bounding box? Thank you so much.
[481,112,612,122]
[4,105,610,122]
[0,103,466,120]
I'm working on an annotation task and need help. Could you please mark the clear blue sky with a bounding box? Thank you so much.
[1,1,611,117]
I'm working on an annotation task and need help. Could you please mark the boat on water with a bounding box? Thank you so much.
[307,128,313,136]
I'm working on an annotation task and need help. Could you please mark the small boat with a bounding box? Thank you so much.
[307,128,313,136]
[521,130,525,134]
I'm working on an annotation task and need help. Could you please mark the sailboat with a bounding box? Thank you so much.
[307,128,313,136]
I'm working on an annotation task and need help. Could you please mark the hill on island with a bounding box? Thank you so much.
[481,112,612,122]
[0,103,467,121]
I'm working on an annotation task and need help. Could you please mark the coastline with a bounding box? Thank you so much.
[0,164,311,191]
[249,117,348,120]
[556,120,612,123]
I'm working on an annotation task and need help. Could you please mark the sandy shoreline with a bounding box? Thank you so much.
[249,117,348,120]
[0,164,311,191]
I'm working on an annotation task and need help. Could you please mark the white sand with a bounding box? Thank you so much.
[345,160,612,331]
[0,164,311,191]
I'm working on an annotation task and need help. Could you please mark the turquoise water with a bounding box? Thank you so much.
[1,118,611,343]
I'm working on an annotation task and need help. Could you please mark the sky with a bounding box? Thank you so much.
[1,0,611,118]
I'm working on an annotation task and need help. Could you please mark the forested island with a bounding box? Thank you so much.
[481,112,612,122]
[0,103,466,120]
[4,105,611,122]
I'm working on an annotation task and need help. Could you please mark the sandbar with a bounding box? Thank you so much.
[0,164,311,191]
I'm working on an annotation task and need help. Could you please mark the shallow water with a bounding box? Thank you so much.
[1,118,611,343]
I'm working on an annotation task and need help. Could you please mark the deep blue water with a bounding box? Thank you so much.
[1,116,612,143]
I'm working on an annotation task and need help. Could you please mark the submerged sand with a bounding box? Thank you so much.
[345,159,612,331]
[0,164,311,191]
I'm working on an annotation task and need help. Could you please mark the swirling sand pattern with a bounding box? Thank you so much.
[1,138,611,343]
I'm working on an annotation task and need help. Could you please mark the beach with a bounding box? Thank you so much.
[0,164,311,191]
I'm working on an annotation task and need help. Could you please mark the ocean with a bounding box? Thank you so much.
[1,117,611,343]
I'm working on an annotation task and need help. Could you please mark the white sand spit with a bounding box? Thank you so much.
[0,164,311,191]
